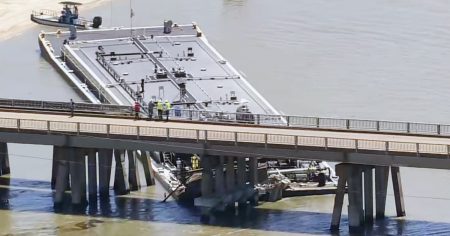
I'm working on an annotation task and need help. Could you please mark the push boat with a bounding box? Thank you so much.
[31,1,102,30]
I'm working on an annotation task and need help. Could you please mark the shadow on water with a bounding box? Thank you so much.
[0,177,449,235]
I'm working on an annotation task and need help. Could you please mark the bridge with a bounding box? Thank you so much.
[0,98,449,231]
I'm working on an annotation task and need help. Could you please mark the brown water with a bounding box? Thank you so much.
[1,0,450,235]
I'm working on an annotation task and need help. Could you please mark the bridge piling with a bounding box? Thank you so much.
[225,156,235,192]
[214,156,225,195]
[54,146,70,204]
[0,142,10,176]
[87,149,97,199]
[347,165,364,231]
[375,166,389,219]
[51,146,63,189]
[330,164,349,230]
[127,150,140,191]
[69,148,87,205]
[139,151,155,186]
[363,167,374,223]
[113,150,130,195]
[391,166,405,217]
[98,149,113,198]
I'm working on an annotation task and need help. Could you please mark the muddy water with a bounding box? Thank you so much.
[0,0,450,235]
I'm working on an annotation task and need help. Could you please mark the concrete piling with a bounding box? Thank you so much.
[69,148,87,205]
[330,164,349,230]
[0,142,10,176]
[51,146,63,189]
[375,166,389,219]
[363,167,374,223]
[347,165,364,230]
[127,150,140,191]
[54,146,70,204]
[214,156,225,195]
[113,149,129,195]
[98,149,113,198]
[391,166,405,217]
[225,156,235,192]
[87,149,97,199]
[201,156,213,197]
[139,151,155,186]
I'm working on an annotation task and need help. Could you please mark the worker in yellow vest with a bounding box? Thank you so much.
[156,99,163,120]
[164,100,171,121]
[191,154,199,170]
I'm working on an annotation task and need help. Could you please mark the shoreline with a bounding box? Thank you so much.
[0,0,109,41]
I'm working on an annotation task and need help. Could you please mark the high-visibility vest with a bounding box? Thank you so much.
[156,101,163,110]
[165,101,171,110]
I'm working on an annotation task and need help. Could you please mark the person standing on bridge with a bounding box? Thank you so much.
[164,100,171,121]
[148,99,155,120]
[69,99,75,117]
[134,101,141,120]
[156,99,163,120]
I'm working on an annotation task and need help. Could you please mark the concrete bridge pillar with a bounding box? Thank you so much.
[139,151,155,186]
[391,166,405,217]
[331,163,405,231]
[69,148,87,205]
[0,142,10,176]
[98,149,113,199]
[113,149,129,195]
[214,156,225,195]
[127,150,140,191]
[225,156,235,192]
[201,156,214,197]
[375,166,389,219]
[87,149,97,200]
[51,146,63,189]
[54,146,71,204]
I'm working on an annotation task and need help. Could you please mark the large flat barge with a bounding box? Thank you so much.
[38,22,336,202]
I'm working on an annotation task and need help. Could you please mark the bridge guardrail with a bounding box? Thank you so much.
[0,116,449,157]
[0,97,450,138]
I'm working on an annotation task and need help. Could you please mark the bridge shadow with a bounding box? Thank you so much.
[0,177,449,235]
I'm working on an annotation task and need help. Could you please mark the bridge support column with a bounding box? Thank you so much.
[375,166,389,219]
[330,164,349,230]
[113,150,129,195]
[51,146,64,189]
[248,157,259,206]
[201,156,214,197]
[54,146,70,204]
[87,149,97,200]
[127,150,140,191]
[391,166,405,217]
[347,165,364,231]
[70,148,87,205]
[0,142,10,176]
[98,149,113,199]
[225,156,235,192]
[214,156,225,195]
[139,151,155,186]
[236,157,247,207]
[364,167,374,223]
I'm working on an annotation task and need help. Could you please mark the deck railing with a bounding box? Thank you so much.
[0,115,448,157]
[0,97,450,138]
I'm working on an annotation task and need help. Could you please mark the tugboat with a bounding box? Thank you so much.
[31,1,102,30]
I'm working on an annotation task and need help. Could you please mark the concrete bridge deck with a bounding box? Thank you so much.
[0,108,448,231]
[0,109,449,170]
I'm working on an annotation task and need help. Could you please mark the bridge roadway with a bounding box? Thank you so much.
[0,108,449,231]
[0,109,449,169]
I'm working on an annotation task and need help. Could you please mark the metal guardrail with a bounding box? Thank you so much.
[0,98,132,114]
[0,116,448,157]
[0,97,449,138]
